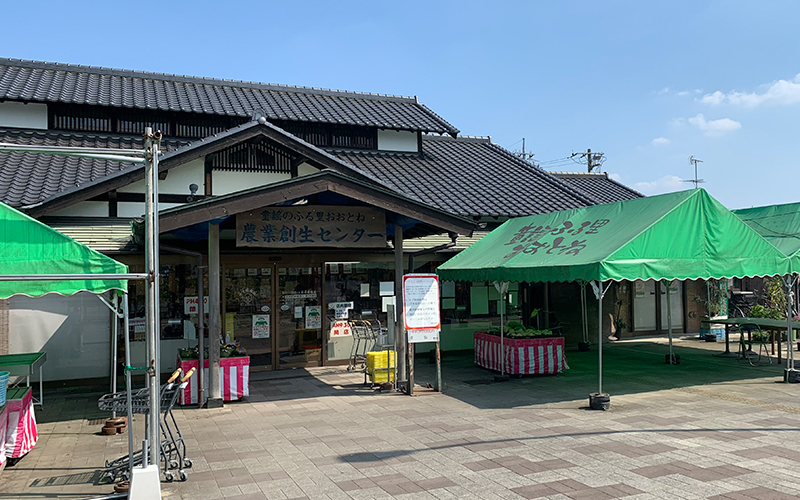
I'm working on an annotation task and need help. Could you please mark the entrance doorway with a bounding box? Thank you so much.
[223,261,322,371]
[633,279,684,333]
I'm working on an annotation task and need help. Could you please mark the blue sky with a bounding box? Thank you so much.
[2,1,798,209]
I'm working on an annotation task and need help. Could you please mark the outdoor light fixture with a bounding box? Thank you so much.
[187,183,199,202]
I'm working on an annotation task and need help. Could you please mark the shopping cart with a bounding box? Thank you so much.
[98,367,195,483]
[346,319,376,372]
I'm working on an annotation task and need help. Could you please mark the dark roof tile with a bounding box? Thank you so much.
[551,172,643,204]
[0,128,188,207]
[0,58,459,135]
[329,135,599,218]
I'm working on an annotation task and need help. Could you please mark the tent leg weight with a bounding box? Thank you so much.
[784,369,800,383]
[578,341,591,352]
[589,392,610,411]
[704,334,717,342]
[494,374,510,382]
[665,353,680,365]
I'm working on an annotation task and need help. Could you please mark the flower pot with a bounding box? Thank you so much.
[589,392,610,411]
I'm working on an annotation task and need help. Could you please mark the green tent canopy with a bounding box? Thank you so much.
[438,189,791,284]
[0,201,128,298]
[733,201,800,271]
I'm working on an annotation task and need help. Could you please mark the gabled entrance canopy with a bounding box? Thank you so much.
[437,189,791,283]
[0,201,128,298]
[159,169,476,238]
[733,201,800,272]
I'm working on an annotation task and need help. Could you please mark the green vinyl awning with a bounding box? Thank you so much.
[438,189,791,284]
[733,201,800,271]
[0,202,128,298]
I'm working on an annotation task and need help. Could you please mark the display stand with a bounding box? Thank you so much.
[1,387,37,467]
[178,356,249,405]
[473,332,568,375]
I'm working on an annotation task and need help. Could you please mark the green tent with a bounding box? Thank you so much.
[0,201,128,298]
[437,189,791,407]
[438,189,791,283]
[733,201,800,270]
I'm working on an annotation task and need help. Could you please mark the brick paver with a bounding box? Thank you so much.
[4,336,800,499]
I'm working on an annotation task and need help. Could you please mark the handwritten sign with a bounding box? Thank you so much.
[236,205,386,248]
[503,218,610,259]
[403,274,440,343]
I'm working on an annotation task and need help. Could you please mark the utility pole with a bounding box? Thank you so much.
[515,138,536,164]
[571,149,605,173]
[684,156,705,188]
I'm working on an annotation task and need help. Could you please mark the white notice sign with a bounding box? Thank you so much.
[184,296,209,315]
[305,306,322,329]
[403,274,440,343]
[252,314,270,339]
[329,320,352,337]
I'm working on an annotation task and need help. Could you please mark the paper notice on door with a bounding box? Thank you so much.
[305,306,322,329]
[360,283,370,297]
[380,281,394,296]
[252,314,270,339]
[294,306,303,319]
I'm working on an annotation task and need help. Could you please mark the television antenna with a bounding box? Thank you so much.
[683,156,704,188]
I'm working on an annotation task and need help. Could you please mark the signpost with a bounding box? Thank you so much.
[403,274,442,395]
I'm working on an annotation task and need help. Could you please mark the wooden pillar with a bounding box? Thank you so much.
[394,224,406,383]
[207,223,223,407]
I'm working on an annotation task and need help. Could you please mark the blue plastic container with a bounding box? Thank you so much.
[0,371,9,406]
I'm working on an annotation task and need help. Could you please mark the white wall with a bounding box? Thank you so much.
[9,292,112,381]
[49,201,109,217]
[118,158,205,195]
[377,129,418,152]
[212,171,291,196]
[297,162,319,177]
[0,101,48,130]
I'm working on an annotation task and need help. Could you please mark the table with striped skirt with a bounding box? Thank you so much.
[177,356,250,405]
[473,332,568,375]
[1,387,38,466]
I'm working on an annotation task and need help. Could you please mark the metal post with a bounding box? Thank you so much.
[143,128,161,467]
[387,303,396,385]
[197,263,205,406]
[123,292,134,478]
[110,293,118,418]
[666,280,674,364]
[494,282,509,382]
[207,223,222,407]
[500,290,505,377]
[394,224,406,385]
[407,339,414,396]
[598,283,603,394]
[785,274,797,376]
[434,341,442,392]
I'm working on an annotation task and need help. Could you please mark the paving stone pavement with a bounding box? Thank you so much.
[3,336,800,499]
